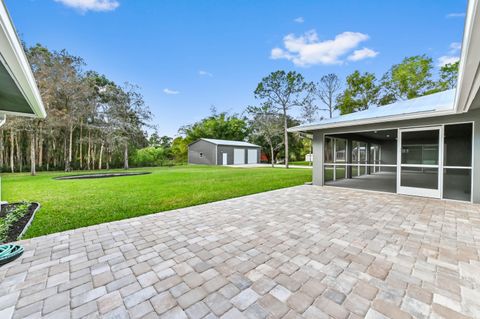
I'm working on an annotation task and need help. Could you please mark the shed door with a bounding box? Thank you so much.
[234,149,245,165]
[247,149,258,164]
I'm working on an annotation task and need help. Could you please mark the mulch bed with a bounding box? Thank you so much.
[0,202,39,244]
[53,172,152,180]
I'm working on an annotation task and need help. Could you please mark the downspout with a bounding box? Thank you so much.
[0,114,5,204]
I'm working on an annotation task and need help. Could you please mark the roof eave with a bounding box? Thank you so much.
[0,1,46,119]
[453,0,480,113]
[288,109,457,133]
[191,138,261,148]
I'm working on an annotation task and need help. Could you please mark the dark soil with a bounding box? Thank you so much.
[53,172,152,180]
[0,202,39,244]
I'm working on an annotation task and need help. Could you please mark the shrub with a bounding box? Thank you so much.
[0,202,30,243]
[132,147,168,167]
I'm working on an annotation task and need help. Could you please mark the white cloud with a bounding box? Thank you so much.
[54,0,119,12]
[446,12,465,18]
[293,17,304,24]
[198,70,213,77]
[449,42,462,53]
[270,30,375,66]
[437,55,460,67]
[347,47,379,61]
[163,88,180,95]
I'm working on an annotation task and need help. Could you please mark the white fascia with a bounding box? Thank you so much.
[0,1,46,118]
[287,109,457,133]
[454,0,480,113]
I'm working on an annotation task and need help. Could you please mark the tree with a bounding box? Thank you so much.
[148,132,161,147]
[379,55,434,104]
[108,83,152,170]
[247,103,283,167]
[180,110,249,144]
[315,73,341,118]
[254,71,315,168]
[1,44,153,173]
[171,137,188,163]
[437,61,459,91]
[133,146,167,167]
[159,136,173,149]
[336,71,380,114]
[49,50,89,171]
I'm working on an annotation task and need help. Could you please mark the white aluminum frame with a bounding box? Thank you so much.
[326,137,348,182]
[397,126,443,198]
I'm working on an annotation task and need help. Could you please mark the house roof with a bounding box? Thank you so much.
[291,0,480,133]
[196,138,261,148]
[0,1,46,119]
[289,89,456,132]
[454,0,480,113]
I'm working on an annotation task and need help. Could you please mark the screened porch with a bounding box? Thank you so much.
[323,123,473,201]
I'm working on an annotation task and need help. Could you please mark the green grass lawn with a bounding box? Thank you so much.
[1,165,311,238]
[289,161,313,166]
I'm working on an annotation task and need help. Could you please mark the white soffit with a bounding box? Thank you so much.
[0,1,46,118]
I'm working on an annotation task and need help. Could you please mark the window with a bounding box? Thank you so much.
[199,152,203,158]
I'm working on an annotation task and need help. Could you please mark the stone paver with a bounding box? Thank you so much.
[1,185,480,318]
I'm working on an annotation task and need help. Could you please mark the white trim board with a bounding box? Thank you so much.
[0,1,46,118]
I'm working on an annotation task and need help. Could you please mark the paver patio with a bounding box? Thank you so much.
[1,185,480,319]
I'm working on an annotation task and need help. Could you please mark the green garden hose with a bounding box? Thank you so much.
[0,244,24,266]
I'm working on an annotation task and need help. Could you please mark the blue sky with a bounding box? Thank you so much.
[6,0,467,137]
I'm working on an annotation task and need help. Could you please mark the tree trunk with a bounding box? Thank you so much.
[79,120,83,170]
[30,132,36,176]
[283,108,289,169]
[92,144,96,169]
[0,129,4,168]
[87,129,91,170]
[329,94,333,118]
[15,134,22,172]
[65,124,73,172]
[45,139,49,171]
[9,128,14,173]
[52,138,57,168]
[38,124,43,168]
[270,144,275,168]
[106,148,111,170]
[124,142,129,170]
[63,135,67,170]
[98,141,104,170]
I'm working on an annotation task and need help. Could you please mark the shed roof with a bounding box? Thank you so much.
[196,138,260,147]
[289,89,456,132]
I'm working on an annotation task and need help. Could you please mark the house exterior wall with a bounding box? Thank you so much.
[188,140,217,165]
[216,146,261,165]
[312,108,480,202]
[379,141,397,165]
